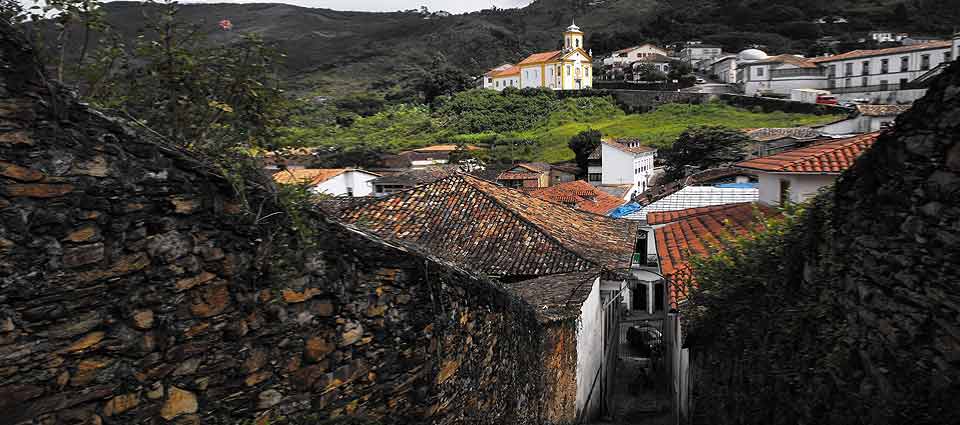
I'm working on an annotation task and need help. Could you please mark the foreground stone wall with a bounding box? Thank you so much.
[687,62,960,425]
[0,24,553,425]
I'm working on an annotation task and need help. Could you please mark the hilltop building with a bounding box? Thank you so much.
[736,34,959,102]
[483,21,594,91]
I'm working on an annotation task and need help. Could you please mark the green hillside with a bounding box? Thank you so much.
[83,0,958,96]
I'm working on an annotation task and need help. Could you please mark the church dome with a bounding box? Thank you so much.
[738,49,768,61]
[566,20,582,33]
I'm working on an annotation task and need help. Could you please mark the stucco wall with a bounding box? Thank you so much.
[574,278,602,421]
[757,172,837,205]
[601,144,635,186]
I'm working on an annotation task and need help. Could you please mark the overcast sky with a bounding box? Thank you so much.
[16,0,536,14]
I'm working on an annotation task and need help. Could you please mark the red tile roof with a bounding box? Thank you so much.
[273,168,347,185]
[338,174,637,277]
[518,50,562,65]
[490,65,520,77]
[734,132,880,174]
[497,171,542,180]
[752,54,817,68]
[529,180,626,216]
[654,203,776,306]
[809,41,952,63]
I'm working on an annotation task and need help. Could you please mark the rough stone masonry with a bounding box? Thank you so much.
[0,23,561,424]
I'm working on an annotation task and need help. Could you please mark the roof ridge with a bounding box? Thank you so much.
[460,175,612,271]
[739,132,878,172]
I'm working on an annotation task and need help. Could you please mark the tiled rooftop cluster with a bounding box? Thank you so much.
[736,132,880,173]
[652,203,775,305]
[338,175,637,318]
[529,180,625,216]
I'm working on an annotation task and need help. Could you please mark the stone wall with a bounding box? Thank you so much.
[717,93,851,115]
[685,62,960,424]
[0,24,557,425]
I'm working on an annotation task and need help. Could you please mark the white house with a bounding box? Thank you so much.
[587,139,657,199]
[709,55,738,83]
[810,39,955,103]
[868,31,899,43]
[680,43,723,66]
[818,104,912,135]
[735,132,879,205]
[272,168,381,197]
[488,65,520,91]
[482,63,517,90]
[603,44,670,78]
[400,144,483,169]
[739,54,826,96]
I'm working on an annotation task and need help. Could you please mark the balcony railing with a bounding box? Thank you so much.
[828,82,921,94]
[770,68,825,78]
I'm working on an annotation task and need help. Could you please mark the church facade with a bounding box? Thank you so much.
[484,22,594,91]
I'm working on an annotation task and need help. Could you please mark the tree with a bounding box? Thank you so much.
[1,0,24,25]
[633,62,667,82]
[72,0,287,154]
[568,129,602,176]
[662,126,750,181]
[415,54,474,105]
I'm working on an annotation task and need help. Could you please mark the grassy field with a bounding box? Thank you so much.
[523,103,842,162]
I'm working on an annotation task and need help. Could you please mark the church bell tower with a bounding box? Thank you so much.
[564,20,584,51]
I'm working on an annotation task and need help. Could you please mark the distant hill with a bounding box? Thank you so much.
[88,0,960,96]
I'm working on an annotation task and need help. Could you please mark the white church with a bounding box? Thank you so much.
[482,21,594,91]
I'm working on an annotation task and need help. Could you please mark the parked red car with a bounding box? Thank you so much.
[816,95,839,105]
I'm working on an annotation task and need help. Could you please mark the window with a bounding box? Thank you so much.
[900,78,908,88]
[900,57,908,72]
[346,188,354,197]
[845,63,853,76]
[880,80,889,90]
[946,51,953,62]
[862,60,870,75]
[566,65,571,76]
[575,39,580,48]
[588,173,601,182]
[921,54,931,70]
[487,77,492,83]
[861,77,868,87]
[756,67,764,76]
[845,77,852,87]
[779,179,792,204]
[653,282,665,312]
[828,64,837,77]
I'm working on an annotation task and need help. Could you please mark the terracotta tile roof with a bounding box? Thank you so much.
[752,54,817,68]
[484,63,514,76]
[809,41,953,63]
[734,132,880,174]
[370,166,460,186]
[596,184,633,199]
[604,139,657,155]
[338,174,638,277]
[518,50,562,65]
[654,203,775,305]
[530,181,626,216]
[856,104,912,117]
[634,53,673,63]
[648,202,753,225]
[497,172,543,180]
[272,168,347,185]
[503,270,601,322]
[745,127,821,142]
[490,65,520,77]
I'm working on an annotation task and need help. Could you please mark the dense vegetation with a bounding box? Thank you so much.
[277,89,838,164]
[41,0,960,97]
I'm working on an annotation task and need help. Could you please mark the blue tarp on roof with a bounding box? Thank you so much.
[714,182,758,189]
[609,202,641,218]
